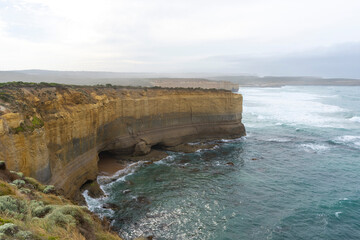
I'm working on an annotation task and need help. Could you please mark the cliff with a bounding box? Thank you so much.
[0,83,245,199]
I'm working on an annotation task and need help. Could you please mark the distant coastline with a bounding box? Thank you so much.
[209,75,360,87]
[1,70,360,89]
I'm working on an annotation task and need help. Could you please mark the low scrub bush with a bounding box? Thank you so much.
[0,182,14,196]
[24,177,46,192]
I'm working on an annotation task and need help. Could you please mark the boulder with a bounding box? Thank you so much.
[133,141,151,156]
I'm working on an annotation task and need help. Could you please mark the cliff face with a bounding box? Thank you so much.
[0,85,245,198]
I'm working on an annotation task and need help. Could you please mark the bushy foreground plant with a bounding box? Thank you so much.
[0,179,122,240]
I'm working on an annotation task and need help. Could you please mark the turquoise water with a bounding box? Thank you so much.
[85,86,360,240]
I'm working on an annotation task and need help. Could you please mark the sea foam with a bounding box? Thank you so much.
[98,161,145,185]
[349,116,360,123]
[333,135,360,148]
[241,87,348,128]
[300,143,329,152]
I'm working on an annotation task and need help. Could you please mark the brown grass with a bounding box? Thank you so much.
[0,177,123,240]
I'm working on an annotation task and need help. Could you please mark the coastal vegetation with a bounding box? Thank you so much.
[0,81,229,92]
[0,163,122,240]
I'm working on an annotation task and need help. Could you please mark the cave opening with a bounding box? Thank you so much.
[151,143,165,151]
[97,150,127,176]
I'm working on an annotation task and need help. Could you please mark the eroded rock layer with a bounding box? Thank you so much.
[0,85,245,198]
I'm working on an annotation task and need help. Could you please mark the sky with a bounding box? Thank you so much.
[0,0,360,77]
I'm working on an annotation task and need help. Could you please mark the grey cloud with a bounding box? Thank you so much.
[200,42,360,78]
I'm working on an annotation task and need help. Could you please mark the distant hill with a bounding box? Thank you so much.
[209,75,360,87]
[1,70,360,88]
[0,70,237,90]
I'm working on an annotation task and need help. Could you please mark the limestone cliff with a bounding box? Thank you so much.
[0,83,245,198]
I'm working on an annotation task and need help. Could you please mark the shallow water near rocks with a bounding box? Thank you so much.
[85,86,360,240]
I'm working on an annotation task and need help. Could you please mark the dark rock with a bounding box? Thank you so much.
[102,203,119,210]
[137,196,151,205]
[251,158,257,161]
[134,236,153,240]
[190,168,200,172]
[126,180,135,185]
[81,180,104,198]
[0,161,6,170]
[122,189,131,194]
[154,177,163,182]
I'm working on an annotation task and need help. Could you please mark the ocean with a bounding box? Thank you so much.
[85,86,360,240]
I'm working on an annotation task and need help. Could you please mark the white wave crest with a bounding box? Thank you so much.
[300,143,329,152]
[154,155,174,165]
[220,137,246,143]
[349,116,360,123]
[241,87,349,128]
[266,137,292,143]
[97,161,145,185]
[333,135,360,148]
[82,190,114,219]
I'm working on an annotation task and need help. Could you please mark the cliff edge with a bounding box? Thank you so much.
[0,83,245,199]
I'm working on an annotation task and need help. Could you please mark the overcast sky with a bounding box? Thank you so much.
[1,0,360,77]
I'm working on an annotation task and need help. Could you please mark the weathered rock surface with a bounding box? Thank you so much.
[134,141,151,156]
[0,85,245,198]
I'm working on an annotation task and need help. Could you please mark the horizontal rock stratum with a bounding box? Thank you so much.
[0,83,245,198]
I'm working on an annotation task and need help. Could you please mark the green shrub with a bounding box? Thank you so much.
[30,200,53,218]
[15,230,35,240]
[0,196,26,217]
[14,123,26,133]
[24,177,46,192]
[0,223,19,235]
[10,171,24,178]
[12,179,25,188]
[45,206,78,228]
[19,188,31,195]
[43,185,55,194]
[0,217,12,226]
[45,205,92,231]
[31,116,44,128]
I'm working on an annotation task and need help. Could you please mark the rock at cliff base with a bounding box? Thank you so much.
[133,141,151,156]
[0,162,5,170]
[82,181,104,199]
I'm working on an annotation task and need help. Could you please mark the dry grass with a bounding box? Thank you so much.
[0,178,123,240]
[0,181,14,196]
